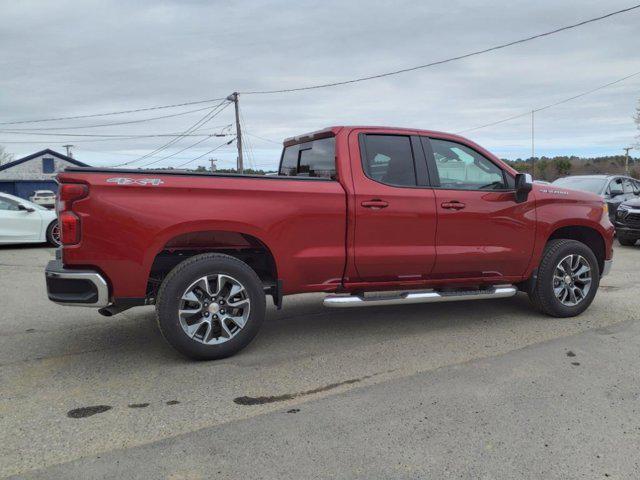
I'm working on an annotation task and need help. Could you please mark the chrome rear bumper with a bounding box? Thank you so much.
[45,260,110,307]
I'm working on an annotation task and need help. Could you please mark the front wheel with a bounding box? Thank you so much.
[529,239,600,317]
[156,253,266,360]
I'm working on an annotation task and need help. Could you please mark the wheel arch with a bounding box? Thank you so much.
[145,228,279,304]
[547,225,605,275]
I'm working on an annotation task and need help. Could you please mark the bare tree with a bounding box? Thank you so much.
[0,146,13,166]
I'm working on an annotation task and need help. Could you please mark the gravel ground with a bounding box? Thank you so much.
[0,241,638,478]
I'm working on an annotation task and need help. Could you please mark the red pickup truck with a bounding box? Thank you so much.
[46,126,614,359]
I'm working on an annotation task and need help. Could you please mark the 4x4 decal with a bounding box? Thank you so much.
[106,177,164,186]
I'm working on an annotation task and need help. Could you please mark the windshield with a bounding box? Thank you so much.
[551,177,606,195]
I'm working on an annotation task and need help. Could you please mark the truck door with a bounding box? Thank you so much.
[423,136,536,279]
[349,131,437,282]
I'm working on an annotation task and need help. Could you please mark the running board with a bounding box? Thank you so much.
[323,285,517,308]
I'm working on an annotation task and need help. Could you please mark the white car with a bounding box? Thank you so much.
[29,190,56,208]
[0,192,60,246]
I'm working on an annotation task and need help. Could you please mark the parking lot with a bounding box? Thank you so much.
[1,242,639,478]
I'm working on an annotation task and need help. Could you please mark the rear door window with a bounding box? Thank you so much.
[360,134,417,187]
[279,137,336,178]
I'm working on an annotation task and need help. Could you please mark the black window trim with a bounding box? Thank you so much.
[358,133,430,189]
[421,136,515,192]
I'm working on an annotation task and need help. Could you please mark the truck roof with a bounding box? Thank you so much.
[283,126,473,146]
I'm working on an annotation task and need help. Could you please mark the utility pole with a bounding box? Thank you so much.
[531,110,535,177]
[226,92,243,173]
[209,157,217,173]
[623,147,632,175]
[63,144,74,158]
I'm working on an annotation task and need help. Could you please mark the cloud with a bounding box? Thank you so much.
[0,0,638,168]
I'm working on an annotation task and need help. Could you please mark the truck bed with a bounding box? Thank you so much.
[59,167,348,298]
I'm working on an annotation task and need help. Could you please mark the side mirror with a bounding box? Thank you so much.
[515,173,533,203]
[18,204,35,213]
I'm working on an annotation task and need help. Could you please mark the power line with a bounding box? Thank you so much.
[78,147,226,162]
[0,129,232,138]
[238,107,256,169]
[0,134,227,144]
[134,105,232,168]
[0,98,227,126]
[175,138,236,169]
[134,136,212,168]
[115,100,230,167]
[457,70,640,134]
[241,5,640,94]
[1,105,218,131]
[245,132,281,145]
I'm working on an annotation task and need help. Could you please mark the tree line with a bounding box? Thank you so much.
[503,155,639,181]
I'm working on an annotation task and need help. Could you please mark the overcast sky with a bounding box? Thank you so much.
[1,0,639,170]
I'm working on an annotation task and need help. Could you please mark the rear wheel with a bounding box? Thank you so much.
[529,239,600,317]
[156,253,266,360]
[617,234,637,246]
[46,220,61,246]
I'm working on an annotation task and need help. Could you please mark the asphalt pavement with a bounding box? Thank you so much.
[1,242,639,478]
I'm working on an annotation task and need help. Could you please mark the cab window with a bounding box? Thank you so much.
[429,139,507,190]
[279,137,336,178]
[360,134,417,187]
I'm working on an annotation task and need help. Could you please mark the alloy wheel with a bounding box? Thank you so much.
[553,254,592,307]
[178,274,250,345]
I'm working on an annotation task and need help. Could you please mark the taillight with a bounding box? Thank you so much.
[60,211,81,245]
[57,183,88,245]
[57,183,88,213]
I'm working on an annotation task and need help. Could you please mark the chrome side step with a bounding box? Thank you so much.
[323,285,517,308]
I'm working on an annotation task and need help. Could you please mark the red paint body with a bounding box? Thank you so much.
[57,126,614,302]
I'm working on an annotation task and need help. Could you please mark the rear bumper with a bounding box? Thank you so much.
[45,260,110,307]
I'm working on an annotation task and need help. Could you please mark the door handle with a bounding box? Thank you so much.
[441,201,466,210]
[361,199,389,209]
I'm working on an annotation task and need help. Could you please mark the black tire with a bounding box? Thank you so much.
[528,239,600,318]
[46,220,61,246]
[617,234,637,246]
[156,253,266,360]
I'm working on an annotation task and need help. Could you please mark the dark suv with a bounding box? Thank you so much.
[615,198,640,246]
[552,175,640,222]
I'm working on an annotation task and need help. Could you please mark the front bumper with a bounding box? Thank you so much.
[615,224,640,236]
[45,260,110,307]
[602,259,613,277]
